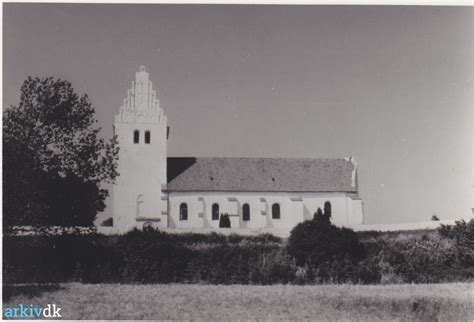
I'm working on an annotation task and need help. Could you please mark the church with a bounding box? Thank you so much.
[113,66,364,235]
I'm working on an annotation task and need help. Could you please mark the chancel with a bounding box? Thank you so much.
[113,66,364,235]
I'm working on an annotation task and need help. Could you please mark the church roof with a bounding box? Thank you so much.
[166,157,357,193]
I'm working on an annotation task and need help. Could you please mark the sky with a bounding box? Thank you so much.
[3,4,473,224]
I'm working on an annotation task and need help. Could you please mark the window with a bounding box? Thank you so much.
[179,203,188,221]
[136,194,144,217]
[212,203,219,221]
[272,203,280,219]
[145,131,151,144]
[242,204,250,221]
[133,130,140,144]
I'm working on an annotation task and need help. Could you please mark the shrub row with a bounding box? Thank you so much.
[360,222,474,284]
[3,220,473,285]
[3,230,287,285]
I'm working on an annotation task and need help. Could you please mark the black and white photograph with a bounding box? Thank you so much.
[2,1,473,320]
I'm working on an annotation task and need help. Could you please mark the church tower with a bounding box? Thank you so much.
[113,66,168,229]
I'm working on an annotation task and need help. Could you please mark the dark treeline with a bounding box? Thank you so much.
[3,219,473,285]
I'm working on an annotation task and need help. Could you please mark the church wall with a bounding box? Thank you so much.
[348,198,364,225]
[167,191,360,234]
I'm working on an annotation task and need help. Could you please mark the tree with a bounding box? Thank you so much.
[219,213,231,228]
[313,207,330,225]
[323,201,332,218]
[314,207,323,218]
[3,77,119,230]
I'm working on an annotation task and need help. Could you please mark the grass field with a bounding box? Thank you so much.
[3,283,473,320]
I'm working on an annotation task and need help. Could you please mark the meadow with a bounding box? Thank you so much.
[3,282,473,320]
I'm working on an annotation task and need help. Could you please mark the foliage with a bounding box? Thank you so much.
[142,231,282,246]
[3,230,285,285]
[376,234,464,283]
[323,201,332,218]
[219,213,231,228]
[3,233,118,284]
[437,219,474,271]
[248,248,296,285]
[311,256,381,284]
[359,220,474,283]
[4,220,474,285]
[313,207,323,219]
[186,244,283,284]
[437,219,474,244]
[116,229,192,283]
[287,214,365,267]
[3,77,119,229]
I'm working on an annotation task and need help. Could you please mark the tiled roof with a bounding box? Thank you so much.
[166,157,357,193]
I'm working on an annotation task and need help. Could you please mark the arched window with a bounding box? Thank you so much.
[242,203,250,221]
[145,130,151,144]
[324,201,332,216]
[212,203,219,221]
[272,203,280,219]
[133,130,140,144]
[179,203,188,221]
[136,194,144,217]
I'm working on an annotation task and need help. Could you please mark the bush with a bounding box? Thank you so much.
[249,248,296,285]
[3,233,119,284]
[219,213,231,228]
[312,256,380,284]
[357,221,474,284]
[4,219,473,285]
[185,243,283,284]
[287,215,366,267]
[116,228,193,283]
[286,215,373,284]
[437,219,474,255]
[3,230,285,285]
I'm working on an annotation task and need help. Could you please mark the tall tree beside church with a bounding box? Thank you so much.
[3,77,119,230]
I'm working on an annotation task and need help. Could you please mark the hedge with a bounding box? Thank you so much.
[3,230,287,285]
[3,220,473,285]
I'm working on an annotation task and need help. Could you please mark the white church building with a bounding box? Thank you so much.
[113,66,364,235]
